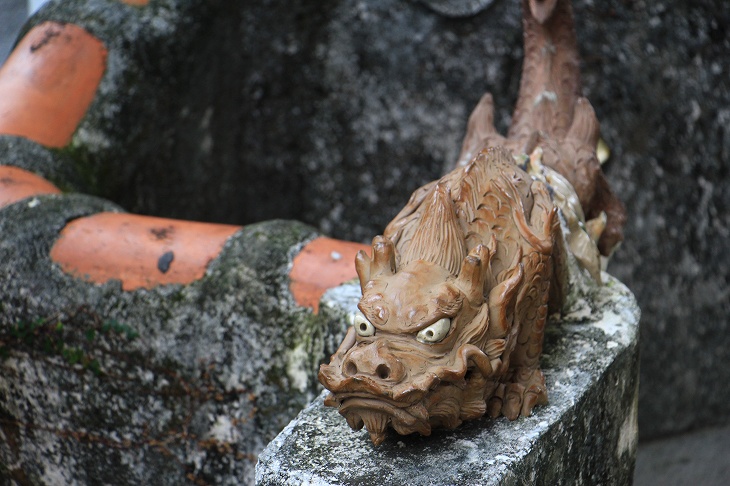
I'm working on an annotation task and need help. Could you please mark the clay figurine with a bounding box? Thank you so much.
[319,0,625,445]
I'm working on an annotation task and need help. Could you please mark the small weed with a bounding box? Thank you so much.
[0,306,138,376]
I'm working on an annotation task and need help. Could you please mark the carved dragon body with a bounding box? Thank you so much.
[319,0,626,445]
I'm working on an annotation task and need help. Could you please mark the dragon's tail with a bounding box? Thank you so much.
[457,0,626,257]
[508,0,581,141]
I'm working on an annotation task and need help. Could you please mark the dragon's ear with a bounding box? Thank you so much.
[456,244,493,304]
[355,236,397,290]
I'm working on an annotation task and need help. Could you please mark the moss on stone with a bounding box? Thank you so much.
[0,192,333,484]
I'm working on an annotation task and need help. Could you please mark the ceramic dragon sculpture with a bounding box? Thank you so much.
[319,0,626,446]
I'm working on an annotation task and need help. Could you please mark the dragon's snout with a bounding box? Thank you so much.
[342,341,406,383]
[320,332,504,445]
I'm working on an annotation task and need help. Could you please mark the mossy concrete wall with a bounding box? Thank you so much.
[0,197,340,484]
[256,277,640,485]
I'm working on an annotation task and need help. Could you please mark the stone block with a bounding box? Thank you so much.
[256,276,640,485]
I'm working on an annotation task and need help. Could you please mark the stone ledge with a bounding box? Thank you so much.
[255,276,640,485]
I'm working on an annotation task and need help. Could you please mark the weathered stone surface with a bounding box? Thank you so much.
[8,0,728,440]
[0,194,340,484]
[256,276,640,485]
[0,135,84,191]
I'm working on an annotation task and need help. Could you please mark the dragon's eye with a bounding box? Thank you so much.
[353,311,375,337]
[416,318,451,344]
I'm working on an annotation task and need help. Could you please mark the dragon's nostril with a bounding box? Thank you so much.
[344,361,358,377]
[375,364,391,380]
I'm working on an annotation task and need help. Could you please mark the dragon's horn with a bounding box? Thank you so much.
[400,183,466,276]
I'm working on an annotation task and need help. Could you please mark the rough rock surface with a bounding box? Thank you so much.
[0,193,339,485]
[256,276,640,485]
[6,0,728,442]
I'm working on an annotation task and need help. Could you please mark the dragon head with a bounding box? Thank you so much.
[320,148,558,445]
[319,243,503,445]
[318,166,533,445]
